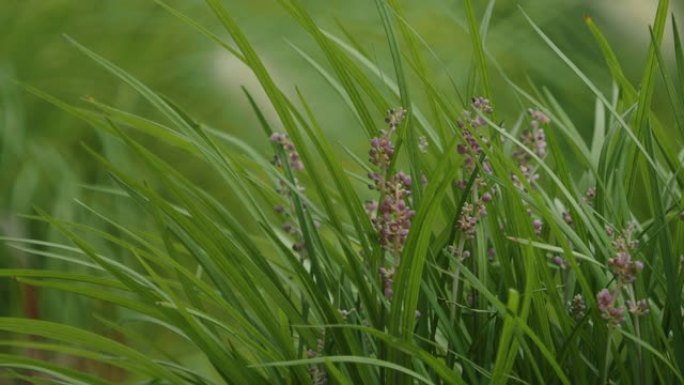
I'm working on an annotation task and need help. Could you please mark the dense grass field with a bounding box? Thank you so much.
[2,0,684,384]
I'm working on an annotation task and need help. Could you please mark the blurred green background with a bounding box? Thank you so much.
[0,0,681,372]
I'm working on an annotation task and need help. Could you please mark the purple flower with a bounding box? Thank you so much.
[597,288,625,326]
[365,200,378,217]
[481,192,493,203]
[533,219,543,235]
[271,133,309,257]
[270,132,286,143]
[553,255,567,269]
[455,99,493,175]
[451,98,499,240]
[367,108,415,253]
[528,108,550,125]
[420,174,428,186]
[607,227,643,284]
[471,97,493,114]
[454,179,467,190]
[511,109,550,189]
[379,267,395,300]
[288,152,304,171]
[270,132,305,171]
[457,203,479,240]
[597,289,614,312]
[369,136,394,170]
[282,222,294,233]
[606,307,624,324]
[634,260,644,272]
[370,174,415,252]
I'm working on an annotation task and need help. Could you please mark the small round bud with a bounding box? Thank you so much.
[481,192,493,203]
[533,219,543,234]
[634,260,644,272]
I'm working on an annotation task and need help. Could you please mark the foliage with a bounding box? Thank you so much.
[2,0,684,384]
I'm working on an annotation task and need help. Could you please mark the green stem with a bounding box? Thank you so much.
[601,330,613,385]
[627,285,644,385]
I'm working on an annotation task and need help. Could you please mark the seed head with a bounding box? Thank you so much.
[627,299,649,316]
[418,136,429,153]
[563,211,573,226]
[528,108,550,125]
[385,107,407,128]
[270,132,304,171]
[568,294,586,320]
[585,187,596,202]
[471,97,493,114]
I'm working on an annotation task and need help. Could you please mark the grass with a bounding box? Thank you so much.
[1,0,684,384]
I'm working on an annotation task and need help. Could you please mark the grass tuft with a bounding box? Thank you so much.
[2,1,683,384]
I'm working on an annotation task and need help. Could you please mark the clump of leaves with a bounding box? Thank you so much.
[2,0,684,384]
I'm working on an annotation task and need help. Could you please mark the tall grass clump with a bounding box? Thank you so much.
[2,0,684,384]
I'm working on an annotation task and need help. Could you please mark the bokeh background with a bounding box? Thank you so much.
[1,0,682,377]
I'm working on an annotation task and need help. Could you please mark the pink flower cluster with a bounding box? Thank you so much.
[270,132,304,171]
[597,289,624,326]
[371,173,414,251]
[366,108,415,254]
[597,224,649,326]
[596,288,647,325]
[306,332,327,385]
[455,97,494,177]
[512,108,550,188]
[379,266,395,300]
[457,202,487,240]
[568,293,587,320]
[368,134,394,171]
[453,98,498,240]
[607,224,643,284]
[509,109,551,235]
[270,132,307,255]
